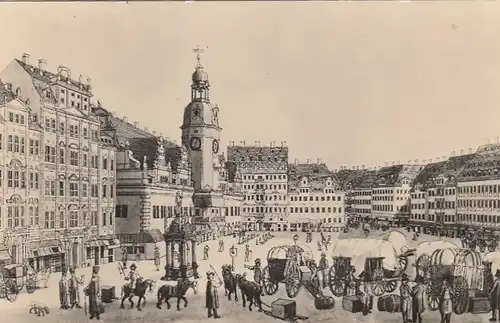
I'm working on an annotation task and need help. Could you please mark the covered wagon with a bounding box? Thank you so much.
[328,238,407,297]
[260,244,315,298]
[426,248,484,314]
[481,251,500,292]
[414,241,460,280]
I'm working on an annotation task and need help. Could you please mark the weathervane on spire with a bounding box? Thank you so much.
[193,46,205,67]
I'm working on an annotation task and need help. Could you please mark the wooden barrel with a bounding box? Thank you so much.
[314,296,335,310]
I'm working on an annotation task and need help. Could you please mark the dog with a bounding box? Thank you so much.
[29,302,50,316]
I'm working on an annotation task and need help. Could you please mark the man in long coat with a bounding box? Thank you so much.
[154,246,161,271]
[85,265,102,320]
[439,274,454,323]
[59,271,69,309]
[489,269,500,321]
[412,275,426,323]
[206,271,221,319]
[317,253,329,289]
[68,266,84,309]
[400,273,412,323]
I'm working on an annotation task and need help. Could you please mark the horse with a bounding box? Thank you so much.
[156,279,198,311]
[221,264,238,301]
[120,278,156,311]
[234,274,263,312]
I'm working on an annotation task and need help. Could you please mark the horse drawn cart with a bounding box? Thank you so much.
[0,264,38,302]
[469,230,498,253]
[261,245,316,298]
[425,248,484,314]
[414,241,460,280]
[328,238,409,297]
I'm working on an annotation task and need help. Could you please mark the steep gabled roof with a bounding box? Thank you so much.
[457,144,500,182]
[411,161,446,191]
[288,163,337,191]
[374,165,404,186]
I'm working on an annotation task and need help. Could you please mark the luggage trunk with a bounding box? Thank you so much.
[468,296,491,314]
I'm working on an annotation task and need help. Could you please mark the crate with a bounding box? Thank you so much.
[468,296,491,314]
[299,266,312,282]
[101,285,115,303]
[271,298,296,320]
[342,295,364,313]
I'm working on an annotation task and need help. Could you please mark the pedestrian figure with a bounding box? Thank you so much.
[412,275,426,323]
[245,244,252,262]
[154,246,161,271]
[440,274,453,323]
[204,245,210,260]
[206,271,222,319]
[400,273,412,323]
[121,247,128,269]
[489,269,500,321]
[84,266,102,320]
[219,239,224,252]
[135,246,141,262]
[68,266,84,309]
[317,241,322,252]
[244,258,264,296]
[317,253,329,289]
[59,271,69,309]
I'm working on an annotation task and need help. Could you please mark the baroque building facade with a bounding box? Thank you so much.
[0,53,118,271]
[103,53,243,259]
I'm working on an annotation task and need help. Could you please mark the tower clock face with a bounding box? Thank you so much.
[190,137,201,151]
[212,139,220,154]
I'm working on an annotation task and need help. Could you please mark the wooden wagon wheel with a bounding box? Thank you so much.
[384,280,398,293]
[398,257,408,273]
[425,282,439,311]
[489,240,498,252]
[5,279,18,302]
[453,276,469,315]
[370,267,385,297]
[262,266,278,296]
[0,285,6,299]
[285,262,302,298]
[26,277,36,294]
[328,265,345,297]
[416,254,431,280]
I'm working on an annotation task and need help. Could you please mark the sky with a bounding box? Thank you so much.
[1,2,500,170]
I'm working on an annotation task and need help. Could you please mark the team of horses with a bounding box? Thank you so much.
[117,264,263,313]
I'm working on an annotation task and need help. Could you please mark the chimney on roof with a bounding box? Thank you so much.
[415,159,419,163]
[159,132,163,137]
[487,138,491,145]
[295,159,298,165]
[123,116,128,123]
[38,59,46,72]
[442,156,446,160]
[468,148,473,154]
[429,159,433,163]
[317,158,323,164]
[255,141,260,147]
[451,151,455,157]
[392,161,395,165]
[21,53,30,64]
[362,165,365,169]
[133,122,139,128]
[144,127,149,133]
[152,131,157,136]
[281,141,287,147]
[306,159,310,164]
[397,160,400,164]
[496,137,500,144]
[436,157,440,161]
[460,149,464,154]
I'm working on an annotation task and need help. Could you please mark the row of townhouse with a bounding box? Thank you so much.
[0,54,117,270]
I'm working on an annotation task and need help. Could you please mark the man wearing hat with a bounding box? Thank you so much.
[59,271,69,309]
[204,244,210,260]
[318,253,329,289]
[440,273,454,323]
[125,263,140,292]
[489,269,500,321]
[68,265,84,309]
[84,266,102,320]
[206,271,222,318]
[245,258,264,296]
[411,275,426,323]
[400,273,411,323]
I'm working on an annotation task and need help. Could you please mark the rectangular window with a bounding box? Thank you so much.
[102,158,107,170]
[110,184,114,198]
[45,180,56,196]
[82,153,88,167]
[45,146,56,163]
[70,211,79,227]
[91,211,98,226]
[44,211,55,229]
[82,183,88,197]
[102,212,107,226]
[115,205,128,218]
[70,151,78,166]
[70,182,79,197]
[102,184,107,198]
[59,148,65,164]
[59,181,65,196]
[59,211,65,228]
[110,159,114,171]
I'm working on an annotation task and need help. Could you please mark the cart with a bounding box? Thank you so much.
[261,245,314,298]
[426,248,484,314]
[1,264,38,302]
[328,238,408,297]
[414,241,460,280]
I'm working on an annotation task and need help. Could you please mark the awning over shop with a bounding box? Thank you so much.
[107,238,121,249]
[117,229,164,244]
[38,248,52,257]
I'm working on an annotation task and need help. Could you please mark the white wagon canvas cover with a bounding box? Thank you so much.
[331,238,402,272]
[416,241,459,265]
[381,230,409,255]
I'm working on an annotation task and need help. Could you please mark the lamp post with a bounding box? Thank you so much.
[229,245,237,270]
